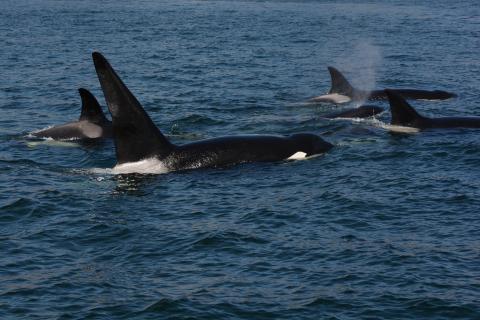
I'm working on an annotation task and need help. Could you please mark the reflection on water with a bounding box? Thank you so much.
[112,173,158,196]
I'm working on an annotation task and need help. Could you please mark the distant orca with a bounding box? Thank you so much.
[386,89,480,129]
[310,66,457,104]
[32,88,112,140]
[92,52,332,173]
[322,105,384,119]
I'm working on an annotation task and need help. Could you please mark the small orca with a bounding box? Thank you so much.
[386,89,480,129]
[310,66,457,104]
[322,105,384,119]
[92,52,333,173]
[32,88,112,140]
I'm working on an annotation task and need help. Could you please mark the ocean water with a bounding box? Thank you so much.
[1,0,480,319]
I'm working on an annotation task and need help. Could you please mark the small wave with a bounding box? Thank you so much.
[192,230,269,248]
[285,101,321,107]
[143,298,183,312]
[393,296,478,318]
[0,198,35,220]
[174,114,223,126]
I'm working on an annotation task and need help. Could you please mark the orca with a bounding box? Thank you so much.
[92,52,333,173]
[310,66,457,104]
[322,105,384,119]
[32,88,112,140]
[386,89,480,129]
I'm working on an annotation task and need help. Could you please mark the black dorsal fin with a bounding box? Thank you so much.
[92,52,174,164]
[327,66,355,96]
[78,88,108,123]
[385,89,425,126]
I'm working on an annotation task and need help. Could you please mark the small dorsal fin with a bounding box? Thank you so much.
[328,66,355,96]
[92,52,174,164]
[385,89,425,126]
[78,88,108,124]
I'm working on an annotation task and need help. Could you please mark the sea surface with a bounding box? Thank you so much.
[1,0,480,319]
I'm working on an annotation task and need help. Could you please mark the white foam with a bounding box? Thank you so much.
[89,168,114,175]
[111,158,170,175]
[311,93,351,104]
[287,151,307,160]
[329,116,367,121]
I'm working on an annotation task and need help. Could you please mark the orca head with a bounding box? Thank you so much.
[290,133,333,156]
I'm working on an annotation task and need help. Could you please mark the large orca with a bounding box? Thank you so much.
[32,88,112,140]
[310,66,457,104]
[322,105,384,119]
[386,89,480,129]
[92,52,333,173]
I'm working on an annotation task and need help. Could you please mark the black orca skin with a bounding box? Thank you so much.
[92,52,333,171]
[386,89,480,129]
[310,67,457,104]
[322,105,384,119]
[32,88,112,140]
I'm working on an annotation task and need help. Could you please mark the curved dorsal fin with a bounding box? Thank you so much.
[92,52,174,164]
[327,66,355,96]
[385,89,425,126]
[78,88,108,124]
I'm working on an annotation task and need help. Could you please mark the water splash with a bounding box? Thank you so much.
[333,41,383,107]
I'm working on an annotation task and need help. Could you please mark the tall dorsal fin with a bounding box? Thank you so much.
[385,89,425,126]
[328,66,355,96]
[78,88,108,123]
[92,52,174,164]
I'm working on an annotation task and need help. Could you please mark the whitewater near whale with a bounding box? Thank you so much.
[311,66,457,104]
[31,88,112,140]
[92,52,333,174]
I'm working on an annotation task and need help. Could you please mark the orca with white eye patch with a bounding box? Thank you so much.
[92,52,333,173]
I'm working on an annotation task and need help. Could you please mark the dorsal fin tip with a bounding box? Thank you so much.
[78,88,108,123]
[327,66,355,96]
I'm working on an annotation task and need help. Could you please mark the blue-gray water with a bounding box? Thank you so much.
[1,0,480,319]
